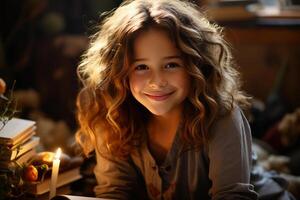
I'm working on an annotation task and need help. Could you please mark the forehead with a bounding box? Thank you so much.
[132,27,180,59]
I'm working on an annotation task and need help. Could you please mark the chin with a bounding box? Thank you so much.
[146,107,171,116]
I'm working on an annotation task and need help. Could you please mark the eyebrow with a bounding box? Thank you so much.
[133,55,182,62]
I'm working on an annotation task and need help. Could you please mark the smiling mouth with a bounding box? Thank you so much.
[144,92,174,101]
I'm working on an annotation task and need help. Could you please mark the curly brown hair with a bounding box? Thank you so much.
[76,0,250,158]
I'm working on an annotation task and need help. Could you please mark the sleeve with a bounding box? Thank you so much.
[93,147,140,200]
[207,107,258,200]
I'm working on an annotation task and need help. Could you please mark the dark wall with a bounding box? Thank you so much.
[0,0,122,130]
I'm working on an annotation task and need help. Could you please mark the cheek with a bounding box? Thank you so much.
[129,74,145,94]
[177,73,191,94]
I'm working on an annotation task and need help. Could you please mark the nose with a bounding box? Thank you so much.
[148,71,168,88]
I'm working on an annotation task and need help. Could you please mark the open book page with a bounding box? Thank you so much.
[52,195,109,200]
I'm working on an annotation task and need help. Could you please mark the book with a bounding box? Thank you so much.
[0,136,40,161]
[28,167,82,195]
[0,118,36,146]
[15,147,36,164]
[0,148,36,168]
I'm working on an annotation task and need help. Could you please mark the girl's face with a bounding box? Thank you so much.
[128,28,191,117]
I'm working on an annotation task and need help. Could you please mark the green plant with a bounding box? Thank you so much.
[0,81,24,199]
[0,162,25,200]
[0,81,18,131]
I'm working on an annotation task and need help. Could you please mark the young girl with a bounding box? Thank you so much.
[75,0,258,199]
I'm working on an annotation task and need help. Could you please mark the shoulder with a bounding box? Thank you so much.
[209,105,251,140]
[213,105,247,128]
[205,105,253,163]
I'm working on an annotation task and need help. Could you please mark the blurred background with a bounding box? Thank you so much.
[0,0,300,197]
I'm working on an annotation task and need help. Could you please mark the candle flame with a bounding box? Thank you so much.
[54,148,62,160]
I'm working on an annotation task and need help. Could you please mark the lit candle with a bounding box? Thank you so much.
[49,148,61,200]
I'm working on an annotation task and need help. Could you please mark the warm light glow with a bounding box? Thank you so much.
[54,148,61,160]
[43,153,54,163]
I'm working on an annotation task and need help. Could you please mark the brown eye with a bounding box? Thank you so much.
[135,64,148,71]
[165,62,180,69]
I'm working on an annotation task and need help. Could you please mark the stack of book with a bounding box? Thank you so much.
[0,118,39,168]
